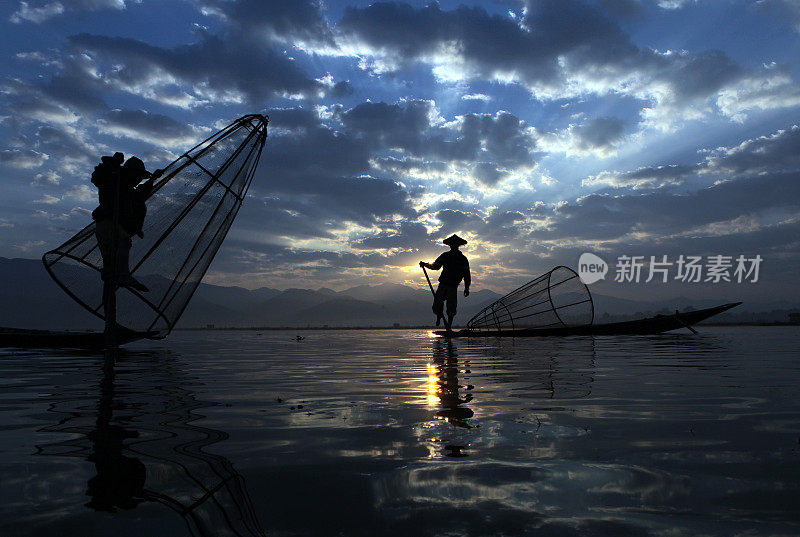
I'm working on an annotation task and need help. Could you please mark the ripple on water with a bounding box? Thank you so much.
[0,326,799,536]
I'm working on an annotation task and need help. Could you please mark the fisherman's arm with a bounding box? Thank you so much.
[463,259,471,297]
[135,168,164,198]
[419,254,444,270]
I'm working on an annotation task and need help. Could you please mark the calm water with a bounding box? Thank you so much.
[1,327,799,537]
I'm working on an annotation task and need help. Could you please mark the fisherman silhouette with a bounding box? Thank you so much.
[91,154,163,293]
[420,234,471,330]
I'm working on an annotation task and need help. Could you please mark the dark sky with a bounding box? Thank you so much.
[1,0,799,302]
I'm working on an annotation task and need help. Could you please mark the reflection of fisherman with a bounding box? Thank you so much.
[419,234,471,329]
[433,339,474,429]
[91,153,163,292]
[85,366,146,512]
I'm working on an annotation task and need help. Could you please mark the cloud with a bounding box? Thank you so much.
[1,53,109,127]
[66,183,94,202]
[191,0,333,46]
[572,117,626,152]
[0,149,49,168]
[656,0,695,9]
[32,170,61,186]
[704,124,800,175]
[9,2,64,23]
[337,1,798,130]
[98,109,210,147]
[472,162,507,186]
[754,0,800,32]
[69,31,323,108]
[461,93,492,101]
[339,101,538,183]
[585,125,800,189]
[36,125,98,162]
[34,194,60,204]
[549,169,800,241]
[13,240,45,252]
[10,0,125,24]
[351,221,432,250]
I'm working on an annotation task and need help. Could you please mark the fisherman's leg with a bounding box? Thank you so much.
[115,230,149,292]
[432,285,446,317]
[116,230,132,277]
[95,220,114,280]
[446,285,458,328]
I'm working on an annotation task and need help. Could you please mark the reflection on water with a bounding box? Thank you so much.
[430,340,474,457]
[1,327,800,536]
[30,350,264,536]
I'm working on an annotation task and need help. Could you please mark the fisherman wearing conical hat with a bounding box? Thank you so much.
[91,154,163,292]
[419,234,471,330]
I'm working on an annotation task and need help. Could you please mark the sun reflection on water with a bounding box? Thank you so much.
[426,362,440,406]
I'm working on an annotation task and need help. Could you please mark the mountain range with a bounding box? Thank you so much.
[0,257,796,330]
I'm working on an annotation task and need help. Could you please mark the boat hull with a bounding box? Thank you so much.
[435,302,742,338]
[0,326,156,349]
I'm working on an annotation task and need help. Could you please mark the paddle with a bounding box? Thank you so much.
[421,265,452,331]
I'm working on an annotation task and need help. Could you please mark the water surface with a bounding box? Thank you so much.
[1,327,798,536]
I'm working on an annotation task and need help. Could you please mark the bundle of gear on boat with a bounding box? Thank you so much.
[91,152,163,293]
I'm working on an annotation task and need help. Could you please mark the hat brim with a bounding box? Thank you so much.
[443,237,467,246]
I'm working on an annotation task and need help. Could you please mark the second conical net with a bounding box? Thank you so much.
[467,266,594,332]
[43,114,268,337]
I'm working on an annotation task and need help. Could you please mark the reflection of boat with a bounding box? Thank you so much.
[35,349,265,536]
[437,302,742,338]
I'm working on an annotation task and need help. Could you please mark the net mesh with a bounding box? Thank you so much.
[467,266,593,332]
[43,114,268,338]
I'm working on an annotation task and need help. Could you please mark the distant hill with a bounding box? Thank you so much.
[0,257,797,330]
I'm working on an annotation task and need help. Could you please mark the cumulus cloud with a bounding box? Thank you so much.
[0,149,49,168]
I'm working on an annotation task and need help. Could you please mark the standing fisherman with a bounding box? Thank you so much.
[91,154,163,293]
[420,234,471,330]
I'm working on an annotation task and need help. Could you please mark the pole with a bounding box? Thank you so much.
[104,164,120,354]
[422,265,451,331]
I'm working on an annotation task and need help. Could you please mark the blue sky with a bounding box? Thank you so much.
[1,0,799,302]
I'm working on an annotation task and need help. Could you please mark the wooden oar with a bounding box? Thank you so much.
[421,265,451,331]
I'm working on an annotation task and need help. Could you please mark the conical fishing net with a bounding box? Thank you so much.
[43,114,268,338]
[467,266,593,332]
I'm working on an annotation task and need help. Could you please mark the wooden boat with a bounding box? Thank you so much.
[0,326,156,350]
[434,302,742,338]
